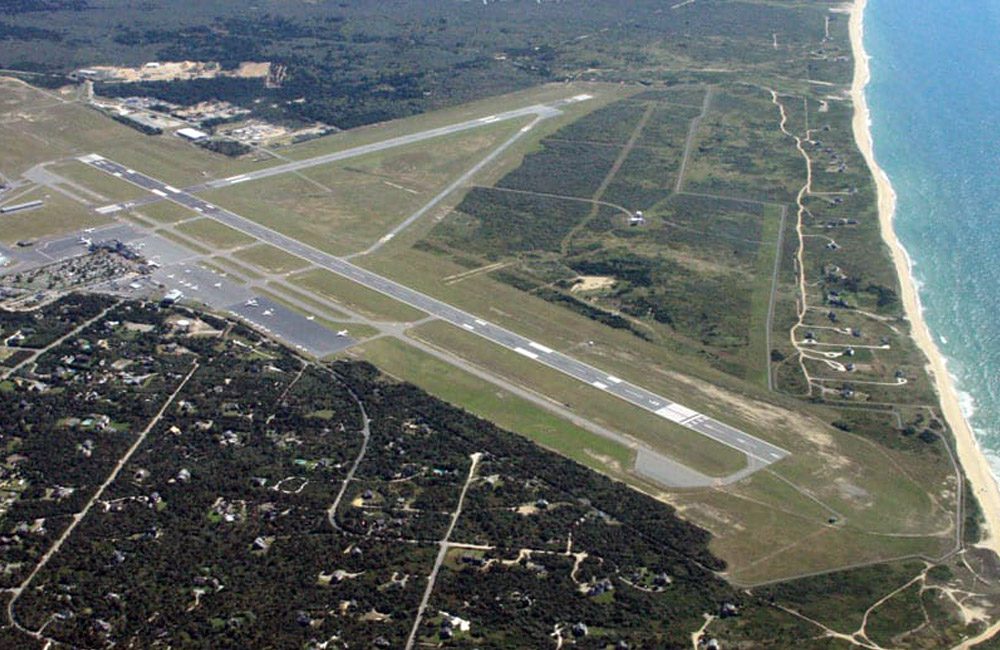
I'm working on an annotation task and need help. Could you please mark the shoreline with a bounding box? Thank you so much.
[848,0,1000,558]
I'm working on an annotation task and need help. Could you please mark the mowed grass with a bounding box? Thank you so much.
[48,160,147,204]
[289,268,425,323]
[0,87,252,188]
[233,243,310,275]
[175,218,256,250]
[362,246,790,426]
[206,256,263,281]
[353,336,638,476]
[157,229,210,255]
[0,187,110,244]
[131,201,194,225]
[263,280,349,319]
[277,82,616,161]
[407,320,747,477]
[359,244,958,580]
[201,120,526,257]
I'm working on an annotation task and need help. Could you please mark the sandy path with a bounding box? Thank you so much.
[848,0,1000,561]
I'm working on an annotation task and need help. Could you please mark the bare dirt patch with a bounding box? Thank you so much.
[571,275,616,293]
[81,61,270,83]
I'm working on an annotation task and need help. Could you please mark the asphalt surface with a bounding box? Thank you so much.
[226,296,357,358]
[355,114,546,257]
[0,223,140,273]
[81,152,789,466]
[83,95,593,215]
[189,101,571,192]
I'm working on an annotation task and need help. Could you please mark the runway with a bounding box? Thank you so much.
[190,101,570,192]
[80,151,789,466]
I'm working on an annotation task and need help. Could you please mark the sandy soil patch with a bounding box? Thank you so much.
[83,61,270,83]
[571,275,616,293]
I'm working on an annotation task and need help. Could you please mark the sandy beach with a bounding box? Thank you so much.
[848,0,1000,560]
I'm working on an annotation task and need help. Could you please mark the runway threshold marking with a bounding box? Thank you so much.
[514,347,539,360]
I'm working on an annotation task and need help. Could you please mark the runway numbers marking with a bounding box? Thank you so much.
[592,381,608,390]
[528,341,553,354]
[461,323,475,331]
[606,375,623,384]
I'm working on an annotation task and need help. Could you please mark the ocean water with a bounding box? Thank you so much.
[863,1,1000,472]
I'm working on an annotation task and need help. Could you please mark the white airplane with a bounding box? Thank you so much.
[213,282,222,288]
[263,309,274,316]
[83,227,95,233]
[167,274,175,279]
[245,299,258,307]
[79,237,92,246]
[306,315,315,321]
[337,329,349,337]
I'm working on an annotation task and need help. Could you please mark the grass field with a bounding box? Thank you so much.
[48,160,147,204]
[352,336,640,479]
[0,80,251,188]
[175,218,256,250]
[205,256,264,281]
[132,201,197,225]
[262,281,349,320]
[289,268,426,323]
[156,229,210,255]
[0,186,110,244]
[408,320,748,478]
[276,82,617,161]
[234,244,312,275]
[201,119,528,257]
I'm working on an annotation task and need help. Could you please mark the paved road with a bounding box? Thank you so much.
[81,154,789,465]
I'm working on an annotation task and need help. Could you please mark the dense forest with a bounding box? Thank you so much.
[0,0,842,128]
[0,296,995,647]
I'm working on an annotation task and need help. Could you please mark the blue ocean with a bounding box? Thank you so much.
[863,1,1000,472]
